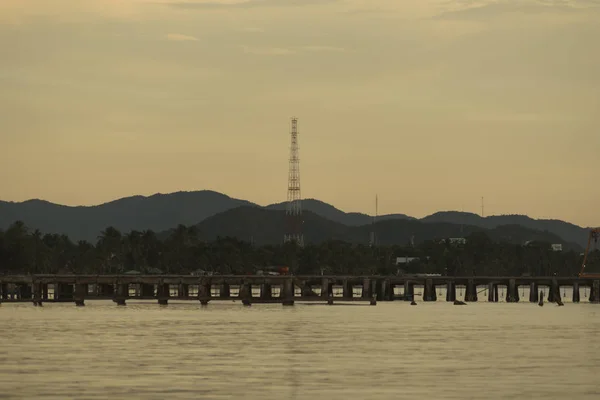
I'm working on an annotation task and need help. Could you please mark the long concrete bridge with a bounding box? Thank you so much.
[0,275,599,306]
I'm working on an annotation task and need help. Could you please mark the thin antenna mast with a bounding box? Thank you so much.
[481,197,484,218]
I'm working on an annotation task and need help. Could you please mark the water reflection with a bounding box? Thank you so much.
[1,301,599,399]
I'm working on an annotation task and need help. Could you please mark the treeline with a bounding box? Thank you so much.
[0,221,597,276]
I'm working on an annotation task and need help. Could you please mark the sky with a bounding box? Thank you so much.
[1,0,599,226]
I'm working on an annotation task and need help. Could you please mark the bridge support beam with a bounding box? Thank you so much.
[591,280,600,304]
[572,282,580,303]
[446,282,456,302]
[465,280,477,302]
[261,283,272,300]
[74,284,87,306]
[282,278,294,306]
[239,282,252,305]
[488,283,498,302]
[362,278,372,300]
[198,282,211,305]
[32,282,42,306]
[506,279,519,303]
[377,280,391,301]
[529,283,538,302]
[1,283,9,301]
[114,283,128,306]
[548,279,559,303]
[157,283,169,305]
[403,281,414,302]
[342,280,353,299]
[220,283,230,298]
[423,279,436,301]
[321,278,331,299]
[178,284,189,298]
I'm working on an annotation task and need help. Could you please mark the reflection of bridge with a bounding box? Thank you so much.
[0,275,599,306]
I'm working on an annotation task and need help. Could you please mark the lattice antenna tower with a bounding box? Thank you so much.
[284,117,304,247]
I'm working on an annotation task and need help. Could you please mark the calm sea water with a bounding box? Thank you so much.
[1,296,599,399]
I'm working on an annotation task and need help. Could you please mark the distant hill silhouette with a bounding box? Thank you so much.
[193,207,580,250]
[421,211,590,250]
[265,198,414,226]
[0,190,592,248]
[0,191,256,242]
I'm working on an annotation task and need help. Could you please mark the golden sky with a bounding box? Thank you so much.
[1,0,599,226]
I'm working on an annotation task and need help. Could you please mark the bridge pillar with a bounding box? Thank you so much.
[282,278,294,306]
[529,283,538,302]
[465,280,477,302]
[403,281,414,301]
[0,283,8,301]
[370,279,377,300]
[378,280,391,301]
[548,279,559,303]
[198,282,211,305]
[220,283,230,298]
[321,278,331,299]
[178,284,189,298]
[157,283,169,305]
[572,282,580,303]
[487,283,498,302]
[362,278,372,299]
[423,279,436,301]
[342,280,353,299]
[591,280,600,303]
[32,282,43,306]
[506,279,519,303]
[74,284,87,306]
[114,283,128,305]
[42,284,49,301]
[446,281,456,302]
[261,283,273,300]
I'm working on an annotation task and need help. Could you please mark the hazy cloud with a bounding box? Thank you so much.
[301,45,346,52]
[165,0,338,10]
[241,45,295,55]
[166,33,199,41]
[434,0,599,19]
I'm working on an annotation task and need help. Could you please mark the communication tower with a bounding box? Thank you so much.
[284,117,304,247]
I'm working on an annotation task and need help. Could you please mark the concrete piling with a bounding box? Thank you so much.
[178,284,189,298]
[281,278,294,306]
[114,283,128,306]
[529,282,538,303]
[506,279,519,303]
[591,280,600,304]
[342,280,353,299]
[403,281,414,302]
[446,282,456,302]
[74,284,87,306]
[465,280,477,302]
[572,282,580,303]
[548,279,559,303]
[157,282,169,305]
[423,279,437,301]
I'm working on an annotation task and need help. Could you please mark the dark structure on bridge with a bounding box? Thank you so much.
[0,275,599,306]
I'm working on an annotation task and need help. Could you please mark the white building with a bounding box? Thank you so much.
[551,244,563,252]
[395,256,419,266]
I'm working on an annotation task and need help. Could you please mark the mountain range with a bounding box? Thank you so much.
[0,190,592,250]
